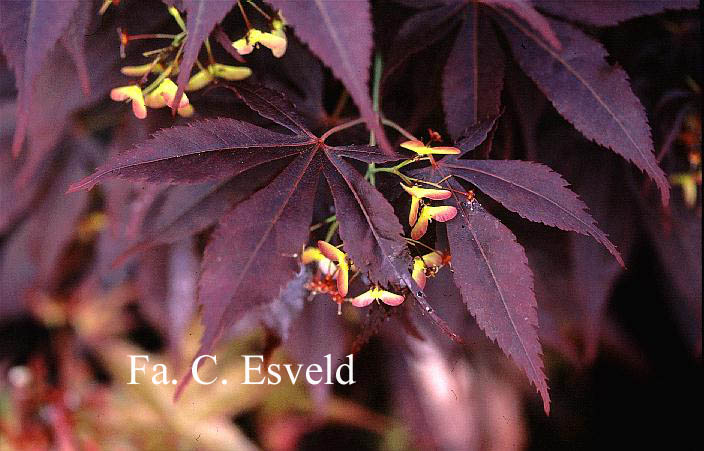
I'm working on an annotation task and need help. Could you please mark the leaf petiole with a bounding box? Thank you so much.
[320,118,366,141]
[237,0,253,30]
[324,221,339,243]
[404,237,437,253]
[246,0,272,21]
[309,214,337,232]
[381,117,417,141]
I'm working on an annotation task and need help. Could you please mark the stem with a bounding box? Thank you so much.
[370,167,412,185]
[143,45,181,94]
[369,52,383,147]
[204,38,215,66]
[128,34,179,40]
[142,47,171,57]
[405,237,437,253]
[330,90,349,122]
[237,0,253,29]
[309,215,337,232]
[246,0,272,21]
[381,117,417,141]
[366,158,427,186]
[407,177,443,189]
[195,59,208,72]
[320,118,365,141]
[324,221,339,243]
[99,0,112,15]
[366,55,383,183]
[365,163,376,185]
[168,7,187,32]
[394,158,423,170]
[137,55,163,84]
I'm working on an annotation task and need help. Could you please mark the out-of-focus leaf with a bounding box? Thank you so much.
[136,238,199,362]
[641,189,702,356]
[262,267,311,342]
[248,36,327,128]
[60,0,93,95]
[534,0,699,27]
[442,6,505,139]
[285,294,345,407]
[483,0,560,48]
[0,0,81,155]
[97,340,261,451]
[383,2,463,85]
[1,4,121,185]
[0,102,42,234]
[0,141,91,317]
[129,160,285,253]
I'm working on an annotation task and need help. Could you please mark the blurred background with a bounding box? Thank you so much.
[0,1,701,450]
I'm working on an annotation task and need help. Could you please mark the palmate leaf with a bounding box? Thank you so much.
[534,0,699,27]
[70,84,462,398]
[266,0,393,155]
[395,0,671,203]
[495,14,670,204]
[416,139,624,412]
